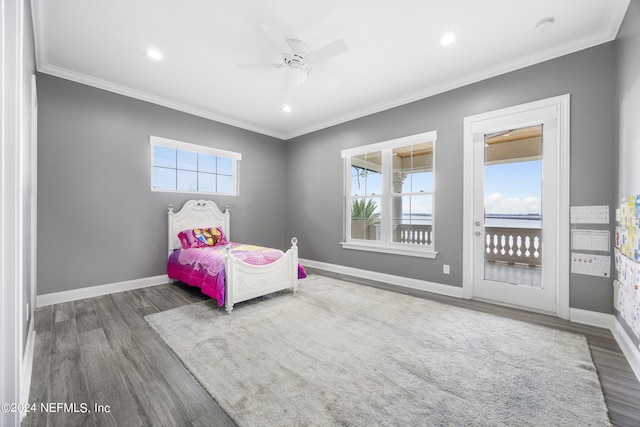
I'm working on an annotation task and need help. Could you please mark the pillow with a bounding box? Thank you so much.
[215,226,229,246]
[178,227,224,249]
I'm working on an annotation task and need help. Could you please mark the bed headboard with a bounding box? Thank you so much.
[167,200,230,256]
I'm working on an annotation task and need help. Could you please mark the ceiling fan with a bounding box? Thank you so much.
[237,25,349,92]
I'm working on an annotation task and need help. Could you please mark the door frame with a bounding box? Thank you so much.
[462,94,570,319]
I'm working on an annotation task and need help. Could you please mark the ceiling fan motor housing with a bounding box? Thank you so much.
[284,39,308,68]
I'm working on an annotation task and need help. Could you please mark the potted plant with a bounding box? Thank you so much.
[351,199,380,240]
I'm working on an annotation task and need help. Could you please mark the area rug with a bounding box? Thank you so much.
[145,274,611,426]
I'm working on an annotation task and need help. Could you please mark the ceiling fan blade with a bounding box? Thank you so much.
[236,63,286,69]
[261,24,293,54]
[306,39,348,64]
[278,68,308,93]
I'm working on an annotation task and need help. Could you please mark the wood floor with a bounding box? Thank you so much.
[23,273,640,427]
[23,282,235,427]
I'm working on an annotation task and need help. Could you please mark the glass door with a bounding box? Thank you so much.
[472,119,558,313]
[482,125,543,287]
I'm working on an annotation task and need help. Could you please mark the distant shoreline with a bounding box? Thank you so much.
[485,213,542,220]
[400,213,542,229]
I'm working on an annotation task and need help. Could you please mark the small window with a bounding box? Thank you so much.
[150,136,241,196]
[341,131,437,258]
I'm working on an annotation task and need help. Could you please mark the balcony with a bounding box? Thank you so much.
[394,224,433,245]
[351,222,541,287]
[351,222,433,246]
[484,226,542,287]
[353,224,541,264]
[484,226,542,266]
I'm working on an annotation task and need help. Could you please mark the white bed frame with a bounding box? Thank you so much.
[168,199,299,313]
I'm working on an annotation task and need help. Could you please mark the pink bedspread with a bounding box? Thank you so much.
[167,243,306,306]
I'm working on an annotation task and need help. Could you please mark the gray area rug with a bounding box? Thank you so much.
[145,274,611,426]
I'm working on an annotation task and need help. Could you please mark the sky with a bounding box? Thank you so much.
[484,160,541,215]
[153,146,234,194]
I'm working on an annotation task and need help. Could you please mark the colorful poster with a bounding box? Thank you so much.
[614,195,640,336]
[571,253,611,277]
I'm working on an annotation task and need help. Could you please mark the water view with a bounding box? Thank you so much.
[484,214,541,229]
[397,213,541,229]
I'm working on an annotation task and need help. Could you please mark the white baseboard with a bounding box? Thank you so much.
[36,274,170,307]
[20,321,35,422]
[568,309,640,382]
[569,308,616,329]
[612,319,640,382]
[300,258,464,298]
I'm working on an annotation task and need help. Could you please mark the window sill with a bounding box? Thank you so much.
[340,241,438,259]
[151,188,238,197]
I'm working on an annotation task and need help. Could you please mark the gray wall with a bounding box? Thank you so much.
[286,42,618,314]
[37,74,287,294]
[615,0,640,350]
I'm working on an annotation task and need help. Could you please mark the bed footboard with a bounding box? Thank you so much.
[224,238,299,313]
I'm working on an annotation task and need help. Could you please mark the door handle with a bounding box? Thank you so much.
[474,231,482,236]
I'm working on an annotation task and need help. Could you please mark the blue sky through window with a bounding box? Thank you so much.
[485,160,541,215]
[152,145,234,194]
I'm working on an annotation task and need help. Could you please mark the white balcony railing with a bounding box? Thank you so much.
[484,226,542,266]
[351,222,539,267]
[351,221,433,245]
[394,224,432,245]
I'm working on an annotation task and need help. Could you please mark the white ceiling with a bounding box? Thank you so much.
[32,0,630,140]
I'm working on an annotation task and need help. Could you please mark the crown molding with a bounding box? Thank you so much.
[32,0,630,141]
[36,64,288,140]
[284,2,629,140]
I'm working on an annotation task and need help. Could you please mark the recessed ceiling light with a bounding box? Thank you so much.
[535,17,555,32]
[145,48,163,60]
[439,33,456,46]
[282,105,292,113]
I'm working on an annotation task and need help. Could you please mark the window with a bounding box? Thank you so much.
[150,136,241,196]
[341,131,437,258]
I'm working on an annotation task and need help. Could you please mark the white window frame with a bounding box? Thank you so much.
[150,135,242,196]
[340,130,438,259]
